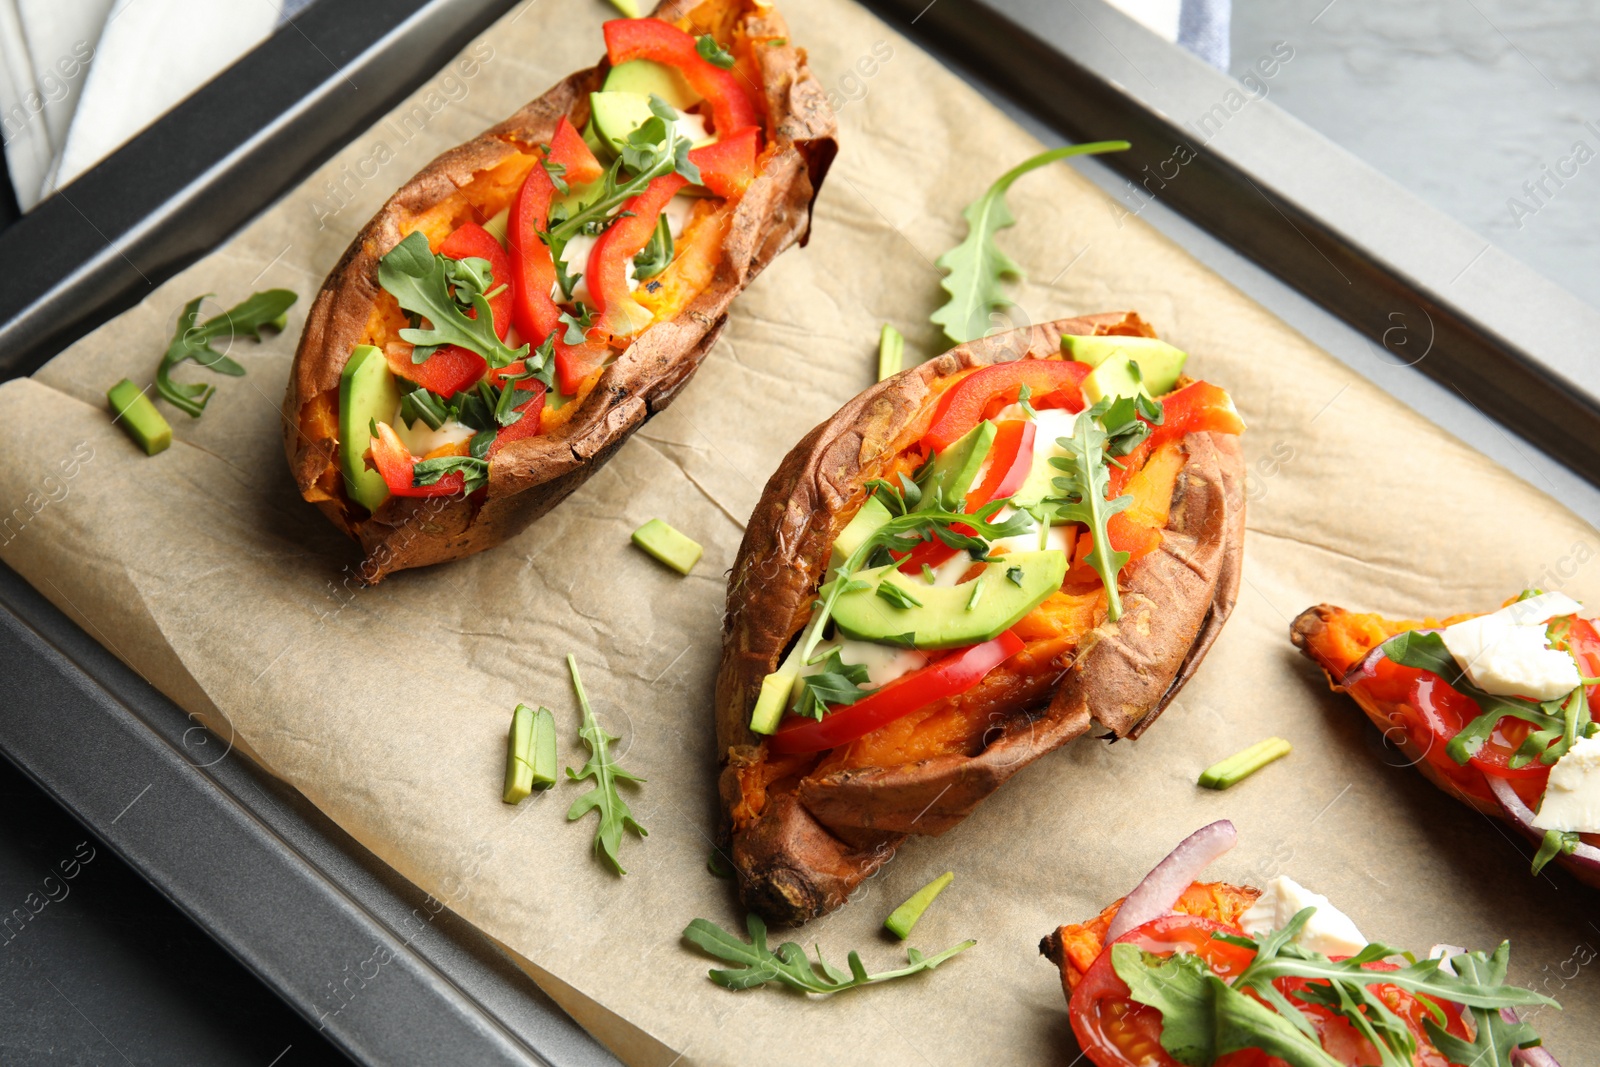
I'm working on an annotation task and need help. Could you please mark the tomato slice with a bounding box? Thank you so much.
[767,631,1023,754]
[923,360,1089,452]
[896,419,1035,575]
[1070,914,1257,1067]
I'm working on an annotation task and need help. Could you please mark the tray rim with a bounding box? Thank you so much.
[4,0,1600,1063]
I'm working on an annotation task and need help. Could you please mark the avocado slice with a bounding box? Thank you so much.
[1083,351,1162,407]
[339,344,401,514]
[831,495,892,575]
[831,550,1068,649]
[589,91,717,157]
[1061,335,1187,395]
[917,420,996,510]
[602,59,700,111]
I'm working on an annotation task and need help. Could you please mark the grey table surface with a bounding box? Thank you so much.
[4,1,1599,1064]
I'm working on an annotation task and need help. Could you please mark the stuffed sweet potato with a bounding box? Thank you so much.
[1040,822,1558,1066]
[1293,592,1600,887]
[284,0,835,580]
[715,313,1248,924]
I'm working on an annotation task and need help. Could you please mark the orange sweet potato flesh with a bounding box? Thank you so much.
[1039,880,1262,998]
[283,0,837,581]
[716,315,1247,924]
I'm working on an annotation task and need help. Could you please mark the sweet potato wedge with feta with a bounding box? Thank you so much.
[716,314,1247,923]
[284,0,835,580]
[1293,595,1600,887]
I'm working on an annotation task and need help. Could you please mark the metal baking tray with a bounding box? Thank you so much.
[4,0,1600,1063]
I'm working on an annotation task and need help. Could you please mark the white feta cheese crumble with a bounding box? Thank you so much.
[1533,734,1600,833]
[1439,593,1585,701]
[1239,875,1368,959]
[392,405,475,457]
[797,640,927,691]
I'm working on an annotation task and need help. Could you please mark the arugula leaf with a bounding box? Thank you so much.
[379,232,527,368]
[930,142,1130,344]
[876,582,923,609]
[410,454,488,495]
[1114,946,1343,1067]
[564,655,647,875]
[794,649,871,721]
[1116,920,1556,1067]
[548,100,699,246]
[683,913,974,994]
[1098,389,1164,457]
[541,155,569,196]
[560,303,596,346]
[695,34,735,69]
[632,214,674,279]
[1533,828,1580,875]
[1379,630,1573,766]
[1424,946,1547,1067]
[155,290,297,417]
[1042,399,1135,620]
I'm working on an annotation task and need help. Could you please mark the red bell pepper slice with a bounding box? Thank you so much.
[689,126,760,198]
[896,419,1036,575]
[603,19,761,138]
[405,220,514,398]
[586,172,690,338]
[768,631,1025,755]
[549,116,603,185]
[509,117,606,361]
[582,135,761,350]
[1064,514,1163,585]
[923,360,1090,453]
[1107,381,1245,495]
[369,421,464,498]
[385,343,485,399]
[438,221,513,341]
[488,371,546,456]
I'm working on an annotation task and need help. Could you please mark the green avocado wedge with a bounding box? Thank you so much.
[339,344,400,514]
[1081,351,1152,406]
[1061,334,1187,395]
[832,550,1067,649]
[601,59,700,110]
[830,495,892,575]
[917,420,996,510]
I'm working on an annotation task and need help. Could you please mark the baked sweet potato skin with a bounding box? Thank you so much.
[1292,604,1600,888]
[283,0,836,581]
[717,315,1247,924]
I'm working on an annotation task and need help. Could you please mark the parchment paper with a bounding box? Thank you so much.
[3,2,1598,1063]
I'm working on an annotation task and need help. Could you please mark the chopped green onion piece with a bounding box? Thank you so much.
[877,323,905,380]
[107,379,172,455]
[884,871,953,940]
[631,518,703,575]
[707,849,734,878]
[965,577,984,611]
[504,704,537,804]
[531,706,558,790]
[606,0,642,14]
[1197,737,1291,790]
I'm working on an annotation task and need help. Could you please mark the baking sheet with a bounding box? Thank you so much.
[1,0,1597,1063]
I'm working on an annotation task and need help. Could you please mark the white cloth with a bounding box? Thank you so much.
[1108,0,1231,70]
[1,0,281,211]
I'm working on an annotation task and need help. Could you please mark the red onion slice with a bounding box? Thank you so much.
[1486,774,1600,869]
[1106,820,1238,942]
[1502,1010,1561,1066]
